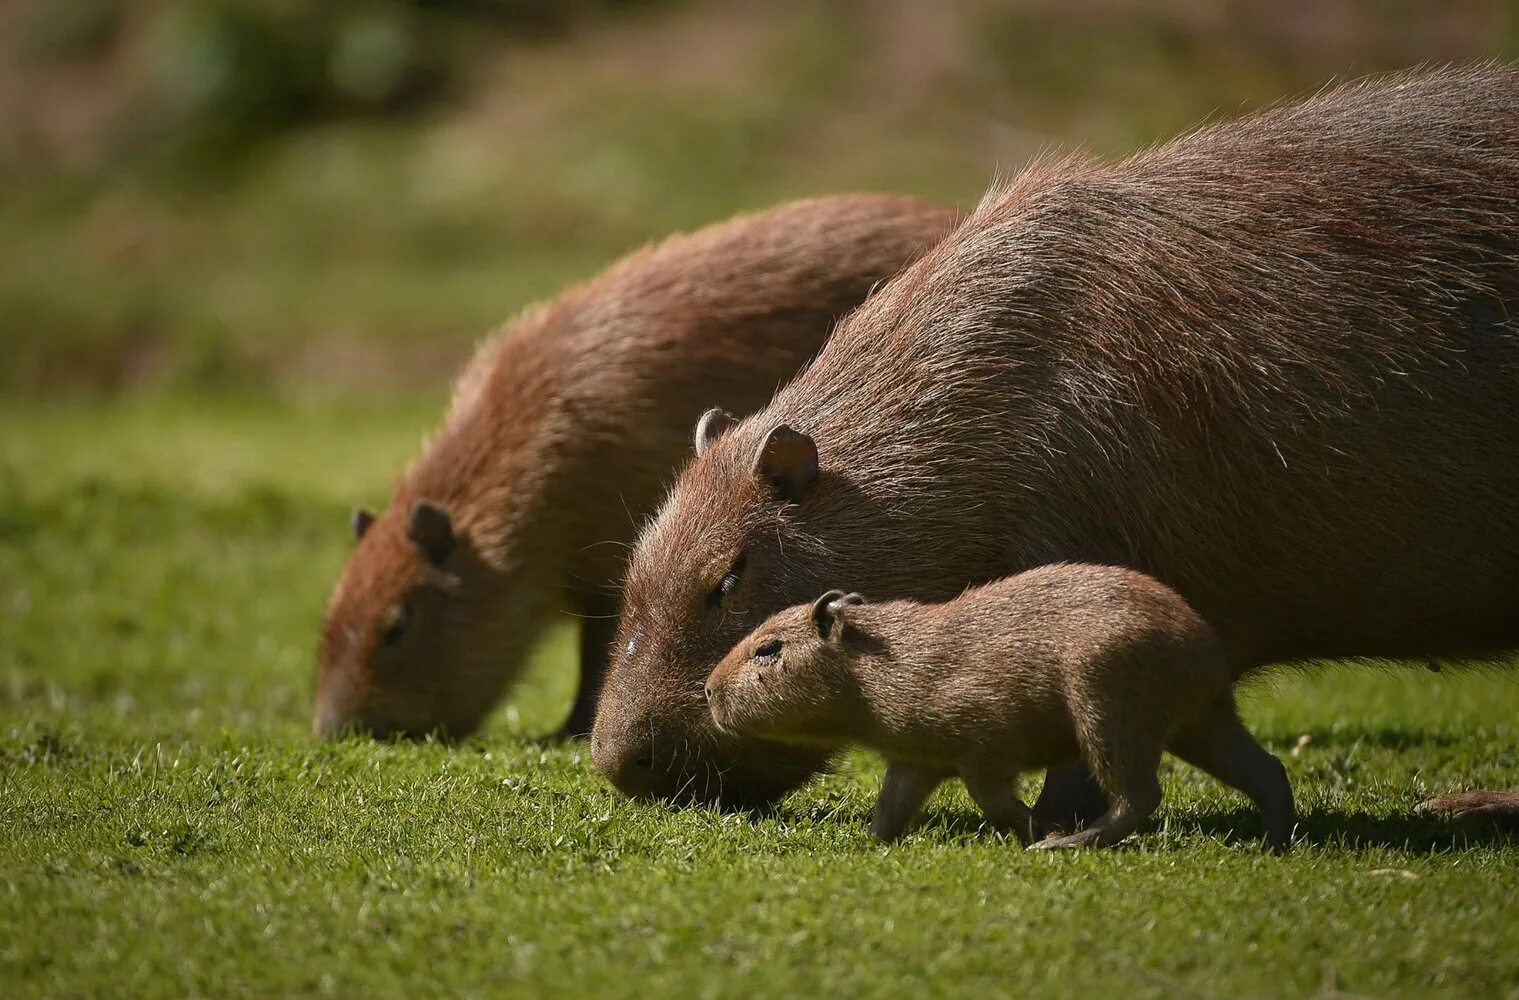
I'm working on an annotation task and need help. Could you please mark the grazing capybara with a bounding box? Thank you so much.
[704,567,1294,849]
[315,195,954,741]
[591,65,1519,819]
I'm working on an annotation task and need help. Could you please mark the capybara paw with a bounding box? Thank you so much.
[1031,828,1104,850]
[1418,791,1519,829]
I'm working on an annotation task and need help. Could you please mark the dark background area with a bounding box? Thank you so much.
[3,0,1516,396]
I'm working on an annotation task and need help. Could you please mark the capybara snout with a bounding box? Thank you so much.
[703,590,863,741]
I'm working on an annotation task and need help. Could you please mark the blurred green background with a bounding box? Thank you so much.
[4,0,1517,396]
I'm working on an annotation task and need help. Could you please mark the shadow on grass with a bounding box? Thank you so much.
[812,802,1519,851]
[1177,805,1518,852]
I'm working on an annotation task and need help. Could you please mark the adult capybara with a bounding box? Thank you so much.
[704,568,1294,849]
[592,66,1519,819]
[315,195,954,741]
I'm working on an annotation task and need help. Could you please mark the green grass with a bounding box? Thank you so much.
[4,396,1519,998]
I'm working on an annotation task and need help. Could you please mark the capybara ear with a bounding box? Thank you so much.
[753,425,818,504]
[694,407,738,457]
[408,502,454,565]
[352,508,376,541]
[811,589,849,639]
[836,592,866,608]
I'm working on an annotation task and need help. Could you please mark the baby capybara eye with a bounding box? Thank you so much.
[754,638,782,659]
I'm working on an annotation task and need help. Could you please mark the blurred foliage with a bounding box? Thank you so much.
[8,0,666,171]
[0,0,1517,396]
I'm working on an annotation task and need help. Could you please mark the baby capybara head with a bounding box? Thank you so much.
[705,591,866,742]
[316,500,528,740]
[590,409,837,808]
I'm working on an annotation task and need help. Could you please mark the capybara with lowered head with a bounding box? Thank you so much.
[704,566,1294,849]
[592,65,1519,818]
[315,195,955,741]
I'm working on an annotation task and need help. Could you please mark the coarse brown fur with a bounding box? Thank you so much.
[704,566,1295,848]
[315,195,955,740]
[593,65,1519,813]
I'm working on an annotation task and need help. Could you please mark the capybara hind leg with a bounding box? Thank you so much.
[1032,763,1109,834]
[557,597,619,740]
[1169,708,1296,850]
[1034,778,1161,850]
[1419,791,1519,831]
[961,766,1039,844]
[871,763,946,841]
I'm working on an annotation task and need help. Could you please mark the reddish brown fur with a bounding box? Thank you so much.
[594,66,1519,809]
[316,195,954,739]
[704,566,1294,848]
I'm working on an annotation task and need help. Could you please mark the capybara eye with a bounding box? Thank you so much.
[754,638,782,660]
[705,552,747,609]
[379,603,410,646]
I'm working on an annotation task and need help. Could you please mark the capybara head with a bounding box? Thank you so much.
[312,195,956,743]
[316,498,539,740]
[705,590,866,741]
[591,408,842,807]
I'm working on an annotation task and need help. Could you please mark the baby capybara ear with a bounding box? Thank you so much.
[694,407,738,457]
[408,501,454,565]
[752,425,818,504]
[351,508,375,541]
[812,591,866,640]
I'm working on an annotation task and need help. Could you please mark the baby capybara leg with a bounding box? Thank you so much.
[1169,707,1296,851]
[961,765,1039,844]
[1033,773,1162,850]
[1035,737,1163,849]
[870,763,947,841]
[1031,764,1110,834]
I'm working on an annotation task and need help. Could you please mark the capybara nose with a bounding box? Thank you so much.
[592,729,662,800]
[313,692,352,740]
[313,684,405,741]
[703,683,713,702]
[314,705,397,741]
[611,751,659,799]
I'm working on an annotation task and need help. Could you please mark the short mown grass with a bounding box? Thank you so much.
[4,396,1519,998]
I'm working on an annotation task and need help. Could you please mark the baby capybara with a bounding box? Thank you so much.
[316,195,953,741]
[705,566,1294,849]
[593,66,1519,819]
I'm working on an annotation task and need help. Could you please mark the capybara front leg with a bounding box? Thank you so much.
[870,763,946,841]
[558,593,619,740]
[961,766,1039,844]
[1032,763,1109,834]
[1033,777,1161,850]
[1169,705,1296,851]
